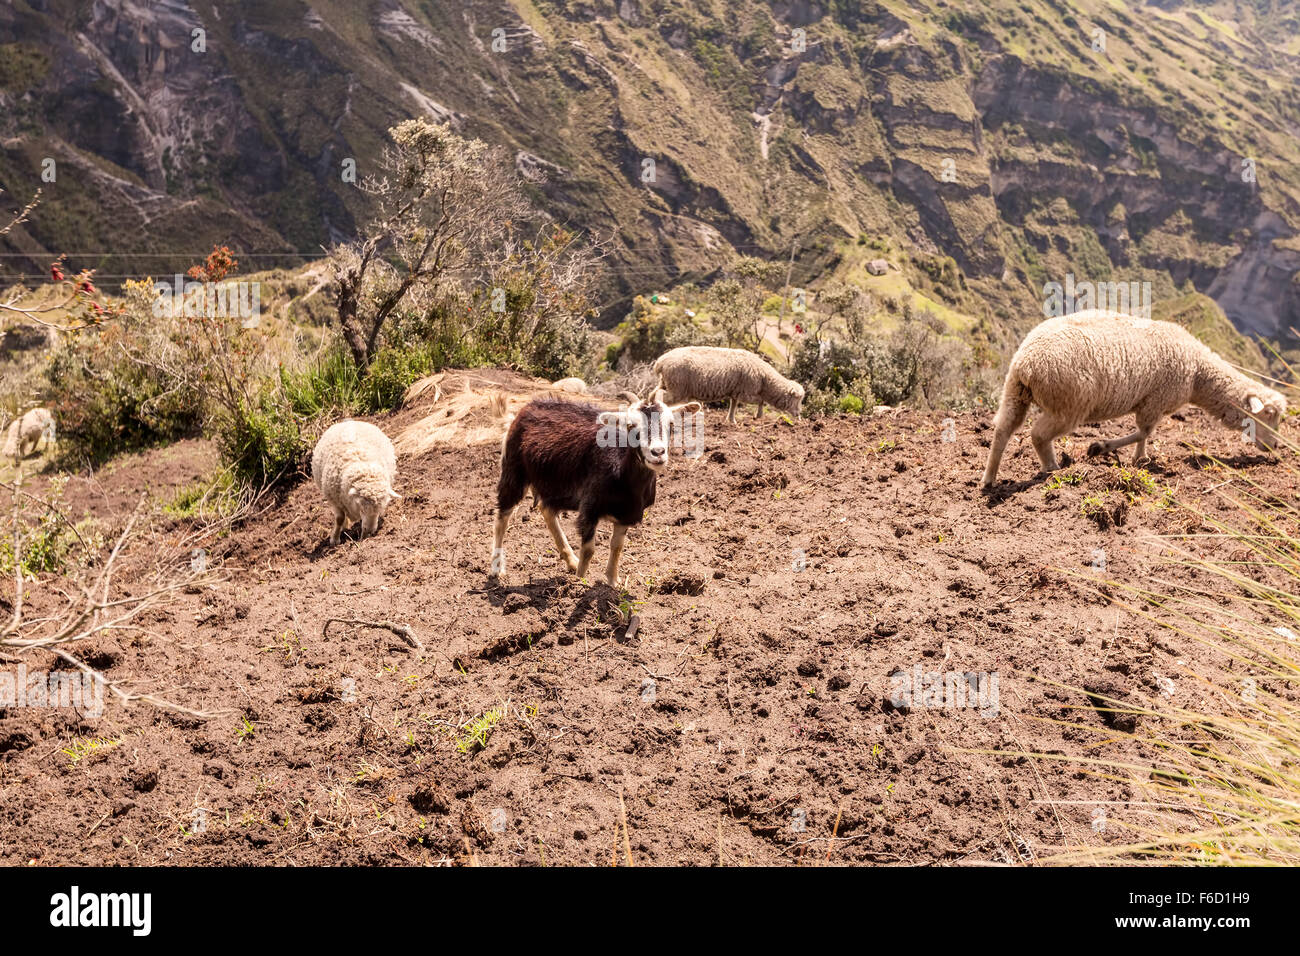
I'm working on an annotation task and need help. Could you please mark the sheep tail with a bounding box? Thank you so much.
[994,370,1032,426]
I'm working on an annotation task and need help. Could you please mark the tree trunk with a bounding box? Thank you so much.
[337,277,371,369]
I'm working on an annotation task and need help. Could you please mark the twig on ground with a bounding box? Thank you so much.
[323,617,425,653]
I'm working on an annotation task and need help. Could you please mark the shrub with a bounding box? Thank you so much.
[609,296,718,366]
[361,342,436,412]
[789,314,976,412]
[0,478,103,575]
[220,389,306,488]
[44,316,203,464]
[838,393,865,415]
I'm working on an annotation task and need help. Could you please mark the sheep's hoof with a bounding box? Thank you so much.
[1086,441,1106,457]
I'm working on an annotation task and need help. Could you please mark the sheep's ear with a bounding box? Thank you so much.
[650,387,666,405]
[596,411,626,428]
[670,401,702,415]
[388,490,402,501]
[1249,396,1265,415]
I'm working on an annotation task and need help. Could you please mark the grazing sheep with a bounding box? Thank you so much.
[311,420,401,545]
[490,391,701,586]
[551,377,588,395]
[981,311,1287,489]
[653,346,804,423]
[3,408,55,464]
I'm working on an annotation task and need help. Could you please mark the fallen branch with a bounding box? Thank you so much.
[2,493,218,718]
[323,617,425,653]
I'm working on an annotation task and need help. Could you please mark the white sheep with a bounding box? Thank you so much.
[981,310,1287,488]
[653,346,804,423]
[311,420,401,545]
[3,408,55,464]
[551,377,587,395]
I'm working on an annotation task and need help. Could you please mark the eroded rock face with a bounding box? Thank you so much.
[0,2,1296,337]
[974,56,1300,338]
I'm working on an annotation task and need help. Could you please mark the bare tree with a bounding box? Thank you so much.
[815,281,877,345]
[331,120,532,369]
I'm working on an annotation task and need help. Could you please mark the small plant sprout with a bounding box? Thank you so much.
[454,705,504,754]
[1043,471,1082,491]
[61,736,121,767]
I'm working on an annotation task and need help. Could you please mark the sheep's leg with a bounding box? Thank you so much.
[727,399,737,424]
[1088,430,1142,457]
[755,402,764,419]
[489,504,516,577]
[605,523,629,587]
[1131,413,1161,462]
[1029,415,1068,474]
[1088,416,1160,462]
[540,506,579,573]
[980,394,1030,488]
[329,505,346,546]
[574,513,598,579]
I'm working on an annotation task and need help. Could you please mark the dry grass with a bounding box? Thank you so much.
[1043,441,1300,865]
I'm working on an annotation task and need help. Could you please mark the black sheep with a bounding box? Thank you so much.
[490,392,701,587]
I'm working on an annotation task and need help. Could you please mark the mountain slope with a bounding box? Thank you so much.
[1,0,1298,338]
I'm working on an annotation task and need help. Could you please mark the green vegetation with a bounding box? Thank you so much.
[61,736,121,768]
[453,706,504,755]
[0,479,102,576]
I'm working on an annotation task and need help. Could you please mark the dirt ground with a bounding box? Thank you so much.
[2,370,1294,866]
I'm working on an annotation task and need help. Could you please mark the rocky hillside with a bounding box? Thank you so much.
[2,0,1299,338]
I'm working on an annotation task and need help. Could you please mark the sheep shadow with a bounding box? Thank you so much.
[1079,448,1177,476]
[980,452,1078,503]
[980,474,1047,504]
[304,522,390,560]
[484,575,621,620]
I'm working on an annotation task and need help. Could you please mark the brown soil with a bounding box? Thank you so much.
[2,373,1294,866]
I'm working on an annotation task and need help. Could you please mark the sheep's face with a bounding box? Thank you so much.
[783,382,806,419]
[598,396,703,472]
[1247,392,1286,451]
[347,468,401,537]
